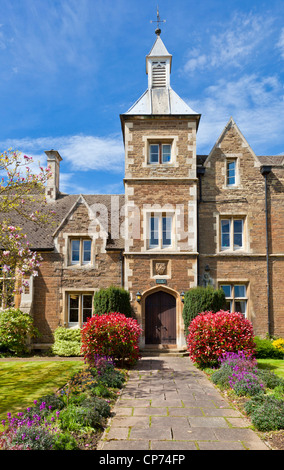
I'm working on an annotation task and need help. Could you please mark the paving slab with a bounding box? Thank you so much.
[97,356,271,451]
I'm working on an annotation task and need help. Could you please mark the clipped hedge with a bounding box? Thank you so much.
[52,327,82,357]
[93,286,132,318]
[182,286,226,332]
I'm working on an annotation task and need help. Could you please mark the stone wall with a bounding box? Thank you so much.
[198,120,284,337]
[31,202,122,346]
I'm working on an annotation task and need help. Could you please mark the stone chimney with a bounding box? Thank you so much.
[45,150,62,201]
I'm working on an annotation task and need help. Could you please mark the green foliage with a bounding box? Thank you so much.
[93,285,132,317]
[253,336,283,359]
[79,396,112,419]
[58,394,111,432]
[52,326,82,357]
[231,373,264,397]
[0,308,39,356]
[99,367,126,389]
[12,425,55,450]
[182,286,226,331]
[91,383,112,398]
[58,405,101,432]
[244,395,284,431]
[24,394,65,420]
[52,432,79,450]
[256,369,284,389]
[271,385,284,400]
[211,364,233,389]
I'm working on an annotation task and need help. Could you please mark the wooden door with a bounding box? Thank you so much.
[145,291,176,344]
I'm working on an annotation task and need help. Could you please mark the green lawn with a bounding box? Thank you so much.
[0,360,84,425]
[257,359,284,379]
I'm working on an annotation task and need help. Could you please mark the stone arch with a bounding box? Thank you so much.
[140,285,185,349]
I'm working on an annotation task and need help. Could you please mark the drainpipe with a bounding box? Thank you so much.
[197,167,205,286]
[119,251,124,288]
[260,165,272,336]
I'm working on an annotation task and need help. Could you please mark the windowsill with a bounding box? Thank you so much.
[148,162,174,166]
[218,250,248,255]
[66,263,94,269]
[148,246,174,251]
[222,185,243,190]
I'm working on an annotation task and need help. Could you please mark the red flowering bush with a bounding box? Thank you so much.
[186,310,256,368]
[81,312,142,366]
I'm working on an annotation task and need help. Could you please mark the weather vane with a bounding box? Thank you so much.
[150,5,166,35]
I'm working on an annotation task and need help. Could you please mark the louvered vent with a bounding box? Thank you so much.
[152,61,166,88]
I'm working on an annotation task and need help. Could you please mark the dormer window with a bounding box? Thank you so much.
[70,238,92,266]
[149,143,171,164]
[152,61,167,88]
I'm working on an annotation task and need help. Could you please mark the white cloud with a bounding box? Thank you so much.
[0,134,125,173]
[277,28,284,58]
[189,74,284,155]
[184,11,275,74]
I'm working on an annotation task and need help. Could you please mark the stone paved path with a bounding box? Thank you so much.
[98,356,270,451]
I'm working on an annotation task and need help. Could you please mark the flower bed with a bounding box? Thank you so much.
[0,356,127,450]
[211,351,284,433]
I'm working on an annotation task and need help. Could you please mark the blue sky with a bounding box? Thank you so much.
[0,0,283,195]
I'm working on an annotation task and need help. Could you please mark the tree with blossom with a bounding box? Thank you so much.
[0,149,53,308]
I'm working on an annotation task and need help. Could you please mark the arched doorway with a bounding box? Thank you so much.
[145,290,176,345]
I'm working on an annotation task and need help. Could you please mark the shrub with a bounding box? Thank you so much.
[53,432,79,450]
[272,338,284,355]
[253,336,283,359]
[88,355,126,388]
[255,369,284,389]
[52,327,82,357]
[182,286,226,332]
[79,396,111,419]
[211,364,233,388]
[244,395,284,431]
[81,312,142,366]
[186,311,256,368]
[0,409,60,450]
[58,395,111,432]
[58,405,102,432]
[211,351,258,391]
[0,308,39,356]
[24,396,65,420]
[11,424,56,450]
[229,371,264,397]
[99,367,126,389]
[93,286,132,317]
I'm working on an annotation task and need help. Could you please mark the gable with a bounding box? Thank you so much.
[204,117,260,169]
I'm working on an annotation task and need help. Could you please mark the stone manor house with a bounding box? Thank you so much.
[5,32,284,351]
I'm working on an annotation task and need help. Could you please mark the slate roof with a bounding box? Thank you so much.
[0,193,125,251]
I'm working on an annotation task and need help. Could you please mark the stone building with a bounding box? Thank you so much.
[5,32,284,351]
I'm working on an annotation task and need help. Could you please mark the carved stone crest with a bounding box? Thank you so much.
[154,261,167,276]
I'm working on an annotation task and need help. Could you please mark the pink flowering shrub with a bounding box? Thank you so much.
[81,312,142,366]
[186,310,256,367]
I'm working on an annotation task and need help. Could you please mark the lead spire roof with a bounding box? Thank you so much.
[123,31,199,118]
